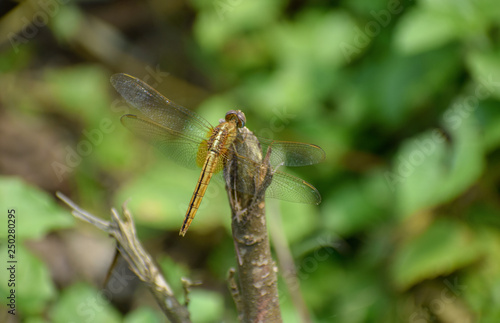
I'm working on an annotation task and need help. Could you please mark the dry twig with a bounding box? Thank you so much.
[56,192,191,323]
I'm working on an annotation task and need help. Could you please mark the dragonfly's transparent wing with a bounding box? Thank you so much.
[269,141,325,167]
[266,171,321,205]
[121,114,207,169]
[111,73,212,141]
[256,138,326,168]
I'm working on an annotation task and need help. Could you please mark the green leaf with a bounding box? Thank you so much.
[391,116,483,218]
[193,0,284,51]
[477,100,500,152]
[393,0,495,56]
[0,45,32,73]
[391,219,482,289]
[158,256,191,298]
[350,47,461,127]
[50,282,121,323]
[49,5,84,42]
[394,8,459,55]
[273,200,319,244]
[0,177,74,240]
[324,170,391,236]
[188,289,224,323]
[466,50,500,100]
[124,307,162,323]
[0,245,56,316]
[267,10,359,69]
[24,318,51,323]
[462,229,500,321]
[44,66,111,125]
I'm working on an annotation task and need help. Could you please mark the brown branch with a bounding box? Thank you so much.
[224,127,282,322]
[56,192,191,323]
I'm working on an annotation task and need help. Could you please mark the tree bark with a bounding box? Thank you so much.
[224,126,282,323]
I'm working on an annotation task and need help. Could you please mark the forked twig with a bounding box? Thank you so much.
[56,192,191,323]
[181,277,201,307]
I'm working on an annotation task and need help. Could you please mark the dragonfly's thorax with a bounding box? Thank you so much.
[207,120,238,154]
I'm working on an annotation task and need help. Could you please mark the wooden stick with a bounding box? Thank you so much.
[224,126,282,322]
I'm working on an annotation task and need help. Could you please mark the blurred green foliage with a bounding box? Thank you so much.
[50,282,122,323]
[1,0,500,322]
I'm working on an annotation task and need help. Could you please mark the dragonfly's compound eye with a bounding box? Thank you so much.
[225,110,246,128]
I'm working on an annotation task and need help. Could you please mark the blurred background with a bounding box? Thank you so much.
[1,0,500,322]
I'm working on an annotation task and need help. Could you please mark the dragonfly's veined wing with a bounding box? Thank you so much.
[267,171,321,205]
[111,73,212,143]
[250,137,326,168]
[120,114,207,170]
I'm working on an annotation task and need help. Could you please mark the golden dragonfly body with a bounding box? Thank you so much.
[181,110,244,236]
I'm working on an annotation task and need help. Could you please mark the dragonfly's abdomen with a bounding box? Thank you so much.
[179,152,217,236]
[179,121,238,236]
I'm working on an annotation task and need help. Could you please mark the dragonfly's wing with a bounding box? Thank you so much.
[212,168,321,205]
[223,151,322,204]
[253,137,326,168]
[111,73,212,141]
[265,171,321,205]
[121,114,206,170]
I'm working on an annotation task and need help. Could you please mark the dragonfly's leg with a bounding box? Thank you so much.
[233,238,243,266]
[263,145,272,164]
[226,158,248,222]
[266,143,285,172]
[273,162,284,172]
[253,145,274,198]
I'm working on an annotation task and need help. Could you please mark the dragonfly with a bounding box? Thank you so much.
[111,73,325,236]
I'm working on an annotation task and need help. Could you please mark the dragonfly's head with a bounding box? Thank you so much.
[225,110,246,128]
